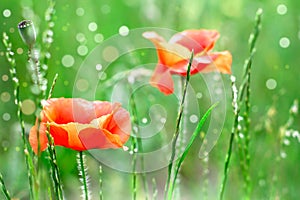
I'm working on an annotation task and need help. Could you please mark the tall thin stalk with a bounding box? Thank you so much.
[129,86,149,200]
[164,51,193,199]
[219,8,263,200]
[2,32,37,199]
[99,165,103,200]
[77,152,90,200]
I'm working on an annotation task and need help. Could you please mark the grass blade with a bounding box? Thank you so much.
[0,173,11,200]
[167,103,218,199]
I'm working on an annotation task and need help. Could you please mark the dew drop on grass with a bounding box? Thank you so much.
[266,78,277,90]
[285,130,291,137]
[133,125,138,133]
[189,114,198,123]
[2,113,11,121]
[77,45,88,56]
[277,4,287,15]
[238,116,243,121]
[88,22,98,32]
[279,37,290,48]
[283,139,290,146]
[239,133,244,139]
[94,34,104,43]
[62,55,75,67]
[76,7,85,16]
[119,25,129,36]
[123,146,129,151]
[3,9,11,17]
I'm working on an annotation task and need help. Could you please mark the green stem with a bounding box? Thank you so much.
[78,151,89,200]
[0,173,11,200]
[2,32,37,200]
[99,165,103,200]
[47,73,58,99]
[219,76,240,200]
[129,86,149,200]
[46,129,63,200]
[165,51,194,199]
[219,8,263,200]
[168,103,218,200]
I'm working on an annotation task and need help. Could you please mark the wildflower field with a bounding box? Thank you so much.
[0,0,299,199]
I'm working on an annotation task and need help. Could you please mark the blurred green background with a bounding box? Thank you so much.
[0,0,299,199]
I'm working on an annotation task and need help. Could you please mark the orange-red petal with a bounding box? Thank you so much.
[150,64,174,95]
[143,31,190,66]
[29,123,49,154]
[169,29,220,54]
[29,98,131,153]
[166,51,231,75]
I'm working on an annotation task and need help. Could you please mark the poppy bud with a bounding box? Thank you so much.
[18,20,36,48]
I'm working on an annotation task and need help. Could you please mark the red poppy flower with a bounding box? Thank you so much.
[29,98,131,154]
[143,29,232,95]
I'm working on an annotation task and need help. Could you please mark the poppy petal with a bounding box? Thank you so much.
[169,51,232,75]
[29,98,131,153]
[196,51,232,74]
[143,31,190,66]
[42,98,98,124]
[169,29,220,54]
[29,122,49,154]
[150,64,174,95]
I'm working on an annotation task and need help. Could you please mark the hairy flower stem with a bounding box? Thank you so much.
[78,152,89,200]
[129,86,149,200]
[46,128,63,200]
[99,165,103,200]
[219,8,263,200]
[164,51,193,199]
[2,32,37,199]
[219,76,240,200]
